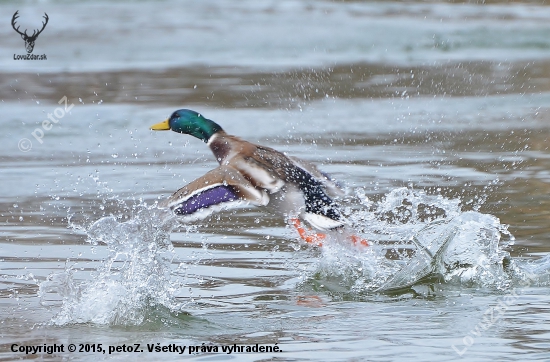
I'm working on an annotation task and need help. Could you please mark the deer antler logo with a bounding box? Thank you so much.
[12,11,49,54]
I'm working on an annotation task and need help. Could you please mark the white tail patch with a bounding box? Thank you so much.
[304,213,345,231]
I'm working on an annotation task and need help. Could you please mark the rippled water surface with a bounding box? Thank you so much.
[2,1,550,361]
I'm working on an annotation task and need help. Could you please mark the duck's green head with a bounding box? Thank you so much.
[150,109,223,143]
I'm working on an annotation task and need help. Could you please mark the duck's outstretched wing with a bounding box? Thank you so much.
[161,166,269,221]
[250,145,344,198]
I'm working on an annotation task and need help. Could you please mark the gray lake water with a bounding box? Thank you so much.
[2,1,550,361]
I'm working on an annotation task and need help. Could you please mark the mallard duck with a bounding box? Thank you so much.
[150,109,367,246]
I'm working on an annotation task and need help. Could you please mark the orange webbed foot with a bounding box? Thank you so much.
[349,234,369,247]
[290,218,326,247]
[290,218,368,248]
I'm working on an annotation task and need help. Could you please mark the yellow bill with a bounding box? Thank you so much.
[150,118,170,130]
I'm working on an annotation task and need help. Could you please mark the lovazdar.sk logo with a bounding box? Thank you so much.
[12,10,48,60]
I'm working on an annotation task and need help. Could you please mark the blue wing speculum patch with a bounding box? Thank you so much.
[172,185,240,216]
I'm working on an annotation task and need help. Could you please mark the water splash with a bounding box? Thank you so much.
[39,185,550,319]
[39,205,187,326]
[305,187,533,296]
